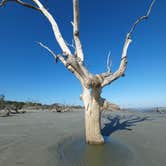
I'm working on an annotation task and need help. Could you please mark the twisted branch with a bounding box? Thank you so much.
[101,0,155,87]
[128,0,155,37]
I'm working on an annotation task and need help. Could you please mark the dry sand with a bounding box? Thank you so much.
[0,111,166,166]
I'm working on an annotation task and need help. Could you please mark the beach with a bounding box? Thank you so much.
[0,110,166,166]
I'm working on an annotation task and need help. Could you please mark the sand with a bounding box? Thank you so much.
[0,111,166,166]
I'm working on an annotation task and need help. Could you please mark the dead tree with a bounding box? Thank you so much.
[0,0,155,144]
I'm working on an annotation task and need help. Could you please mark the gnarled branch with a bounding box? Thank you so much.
[128,0,156,37]
[101,0,155,87]
[0,0,93,88]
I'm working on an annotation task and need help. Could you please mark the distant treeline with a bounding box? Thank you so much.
[0,94,83,111]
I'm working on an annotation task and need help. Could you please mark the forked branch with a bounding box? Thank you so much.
[0,0,92,88]
[37,41,87,85]
[101,0,155,87]
[101,36,131,87]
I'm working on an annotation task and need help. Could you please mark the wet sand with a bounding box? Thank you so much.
[0,111,166,166]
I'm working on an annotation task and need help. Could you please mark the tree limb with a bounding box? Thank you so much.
[31,0,72,57]
[128,0,156,37]
[101,0,155,87]
[101,36,131,87]
[37,42,61,63]
[1,0,91,88]
[16,0,41,11]
[0,0,73,58]
[73,0,84,62]
[106,51,112,73]
[36,41,84,82]
[37,42,89,87]
[100,98,121,111]
[0,0,8,6]
[0,0,40,11]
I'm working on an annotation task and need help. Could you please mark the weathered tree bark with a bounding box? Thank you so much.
[81,87,104,144]
[0,0,155,144]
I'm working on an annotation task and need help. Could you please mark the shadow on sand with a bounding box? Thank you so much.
[56,113,152,166]
[102,114,150,137]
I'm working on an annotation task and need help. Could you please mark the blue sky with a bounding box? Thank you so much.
[0,0,165,108]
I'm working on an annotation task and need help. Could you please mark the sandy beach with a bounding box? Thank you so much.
[0,110,166,166]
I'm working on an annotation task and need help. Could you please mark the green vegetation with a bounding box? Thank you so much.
[0,94,83,114]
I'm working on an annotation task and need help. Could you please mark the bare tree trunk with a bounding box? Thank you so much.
[81,87,104,144]
[85,102,104,144]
